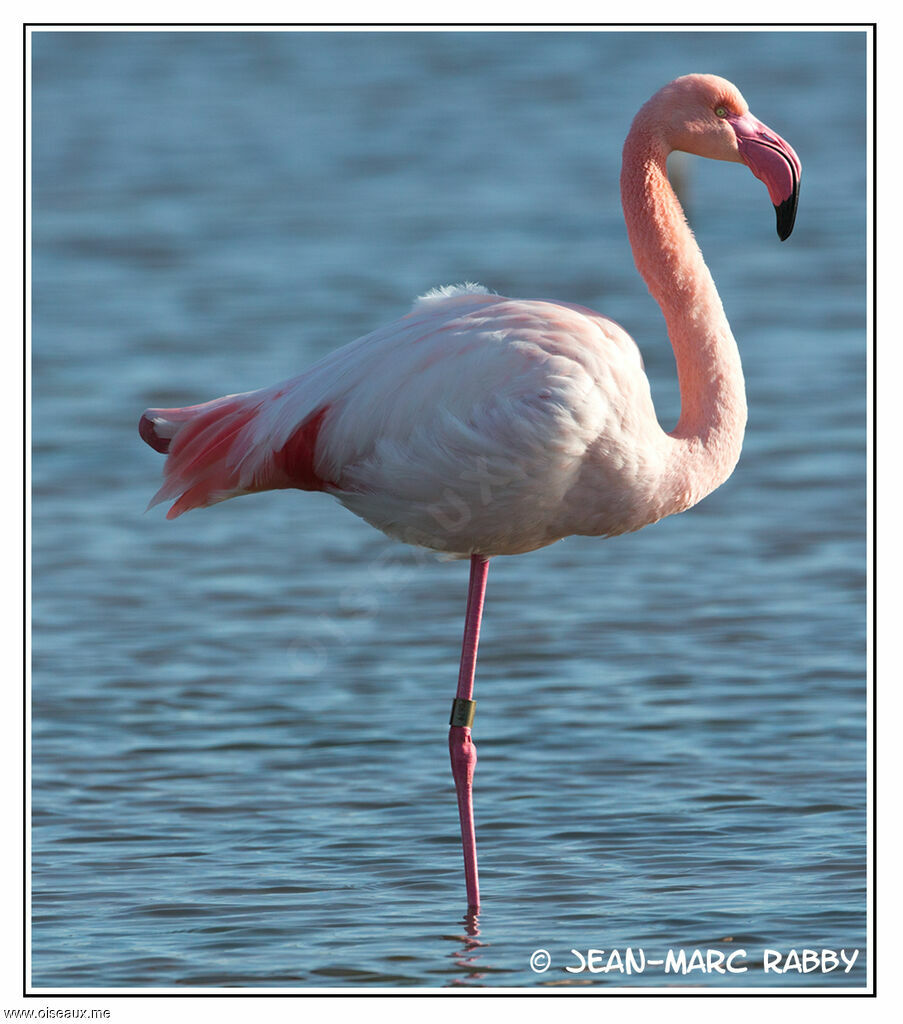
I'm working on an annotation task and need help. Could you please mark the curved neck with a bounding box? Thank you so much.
[621,125,747,506]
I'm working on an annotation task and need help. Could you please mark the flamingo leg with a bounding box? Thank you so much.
[449,553,490,909]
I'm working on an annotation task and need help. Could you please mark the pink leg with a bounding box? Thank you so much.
[449,554,490,909]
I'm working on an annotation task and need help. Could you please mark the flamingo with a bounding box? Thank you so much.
[139,75,800,911]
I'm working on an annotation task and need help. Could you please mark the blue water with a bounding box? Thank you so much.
[31,29,868,990]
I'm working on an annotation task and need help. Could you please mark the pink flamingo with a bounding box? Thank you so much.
[139,75,800,910]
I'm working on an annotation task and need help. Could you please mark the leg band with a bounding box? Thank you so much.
[450,697,476,728]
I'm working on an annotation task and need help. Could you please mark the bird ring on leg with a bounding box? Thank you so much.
[450,698,476,728]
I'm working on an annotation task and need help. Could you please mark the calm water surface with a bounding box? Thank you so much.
[31,30,867,990]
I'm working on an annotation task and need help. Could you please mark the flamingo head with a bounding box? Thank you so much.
[650,74,802,240]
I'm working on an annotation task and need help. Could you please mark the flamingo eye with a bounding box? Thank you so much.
[715,105,728,118]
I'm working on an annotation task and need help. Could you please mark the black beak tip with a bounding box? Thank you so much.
[775,191,799,242]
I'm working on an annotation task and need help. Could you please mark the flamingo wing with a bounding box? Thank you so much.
[141,285,658,553]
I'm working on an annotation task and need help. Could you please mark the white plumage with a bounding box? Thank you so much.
[143,284,672,555]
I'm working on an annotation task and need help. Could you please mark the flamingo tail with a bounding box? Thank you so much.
[139,391,332,519]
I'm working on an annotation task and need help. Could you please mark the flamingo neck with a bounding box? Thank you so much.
[621,124,747,509]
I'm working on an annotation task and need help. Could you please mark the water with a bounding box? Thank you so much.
[31,29,868,990]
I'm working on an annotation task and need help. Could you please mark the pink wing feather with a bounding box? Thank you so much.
[140,393,334,519]
[139,287,503,521]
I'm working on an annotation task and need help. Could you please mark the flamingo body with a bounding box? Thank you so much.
[140,74,801,909]
[143,285,675,555]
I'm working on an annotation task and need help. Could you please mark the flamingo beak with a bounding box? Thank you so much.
[727,112,801,240]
